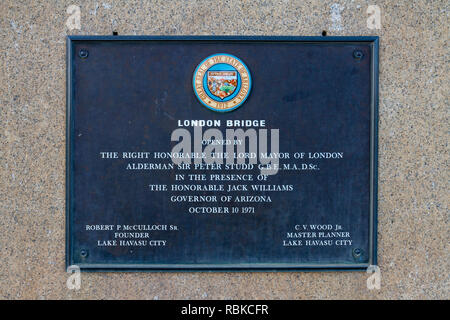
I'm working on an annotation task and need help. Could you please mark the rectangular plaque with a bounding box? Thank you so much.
[66,36,378,271]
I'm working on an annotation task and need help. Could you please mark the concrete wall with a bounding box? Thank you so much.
[0,0,448,299]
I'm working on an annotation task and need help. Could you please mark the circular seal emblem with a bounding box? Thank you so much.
[193,53,252,112]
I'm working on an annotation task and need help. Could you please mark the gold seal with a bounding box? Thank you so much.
[193,54,251,112]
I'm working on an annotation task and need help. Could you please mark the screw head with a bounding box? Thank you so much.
[352,248,367,262]
[80,249,88,258]
[78,49,89,59]
[353,50,364,60]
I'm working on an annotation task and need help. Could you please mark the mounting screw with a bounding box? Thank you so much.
[353,50,364,60]
[80,249,88,258]
[352,248,367,262]
[78,48,89,59]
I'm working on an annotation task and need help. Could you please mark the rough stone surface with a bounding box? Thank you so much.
[0,0,448,299]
